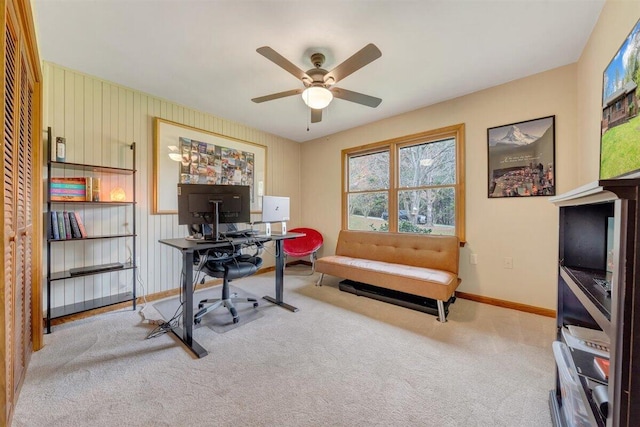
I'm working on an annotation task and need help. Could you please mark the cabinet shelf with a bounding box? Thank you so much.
[49,160,135,175]
[579,375,607,427]
[49,262,135,281]
[568,346,608,385]
[48,200,135,206]
[561,266,612,331]
[49,292,134,319]
[48,233,136,243]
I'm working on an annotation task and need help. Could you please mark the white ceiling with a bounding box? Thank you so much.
[32,0,605,143]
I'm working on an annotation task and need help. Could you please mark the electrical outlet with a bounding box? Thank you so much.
[503,257,513,269]
[470,253,478,265]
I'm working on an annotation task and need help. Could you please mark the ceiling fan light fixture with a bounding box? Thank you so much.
[302,86,333,109]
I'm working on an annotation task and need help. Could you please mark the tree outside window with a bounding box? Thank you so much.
[343,124,465,240]
[398,138,456,235]
[346,150,389,232]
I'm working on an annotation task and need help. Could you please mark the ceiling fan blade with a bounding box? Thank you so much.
[311,108,322,123]
[256,46,310,81]
[331,87,382,108]
[252,88,303,103]
[325,43,382,84]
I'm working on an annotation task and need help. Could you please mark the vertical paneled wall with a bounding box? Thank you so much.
[43,62,301,307]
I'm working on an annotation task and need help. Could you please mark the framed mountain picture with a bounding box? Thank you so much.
[487,115,555,198]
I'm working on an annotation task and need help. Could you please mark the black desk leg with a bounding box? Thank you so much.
[170,251,208,358]
[263,238,299,312]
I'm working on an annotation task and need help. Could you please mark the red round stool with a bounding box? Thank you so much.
[283,228,323,274]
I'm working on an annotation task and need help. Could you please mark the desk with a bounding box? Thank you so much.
[159,232,303,358]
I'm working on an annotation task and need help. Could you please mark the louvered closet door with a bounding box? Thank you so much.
[14,52,35,393]
[1,0,40,423]
[3,12,19,417]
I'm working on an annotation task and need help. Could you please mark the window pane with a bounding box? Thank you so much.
[348,192,389,232]
[343,124,464,240]
[398,188,455,235]
[399,139,455,187]
[349,151,389,191]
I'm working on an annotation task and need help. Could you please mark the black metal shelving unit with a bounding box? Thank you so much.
[45,127,137,333]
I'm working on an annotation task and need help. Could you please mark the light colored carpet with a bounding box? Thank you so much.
[13,265,556,426]
[153,285,263,333]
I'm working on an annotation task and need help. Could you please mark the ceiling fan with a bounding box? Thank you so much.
[251,43,382,123]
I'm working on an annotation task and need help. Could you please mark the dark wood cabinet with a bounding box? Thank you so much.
[550,180,640,427]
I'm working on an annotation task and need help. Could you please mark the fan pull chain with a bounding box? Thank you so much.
[306,91,310,131]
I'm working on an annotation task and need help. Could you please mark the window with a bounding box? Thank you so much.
[346,150,390,232]
[343,124,465,241]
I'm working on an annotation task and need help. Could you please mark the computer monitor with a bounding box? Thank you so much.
[177,184,250,240]
[261,195,290,223]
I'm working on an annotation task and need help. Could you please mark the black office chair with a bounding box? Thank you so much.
[192,227,263,325]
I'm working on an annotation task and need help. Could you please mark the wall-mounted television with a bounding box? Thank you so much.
[600,18,640,179]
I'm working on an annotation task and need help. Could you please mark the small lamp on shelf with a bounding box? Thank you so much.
[109,187,126,202]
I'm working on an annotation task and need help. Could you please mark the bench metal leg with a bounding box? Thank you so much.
[316,273,324,286]
[437,300,447,323]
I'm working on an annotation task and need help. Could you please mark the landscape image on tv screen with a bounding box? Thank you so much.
[601,18,640,179]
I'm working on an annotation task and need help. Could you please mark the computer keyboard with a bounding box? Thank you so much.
[221,229,260,238]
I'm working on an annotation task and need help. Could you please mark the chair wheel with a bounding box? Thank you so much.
[253,303,259,308]
[233,317,239,324]
[194,318,201,325]
[198,303,204,309]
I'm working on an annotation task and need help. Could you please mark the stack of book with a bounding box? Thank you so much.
[85,177,100,201]
[49,211,87,240]
[50,177,101,202]
[50,177,87,201]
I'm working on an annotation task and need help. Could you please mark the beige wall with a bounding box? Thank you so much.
[301,0,640,311]
[42,62,301,307]
[577,0,640,183]
[301,65,578,310]
[42,0,639,311]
